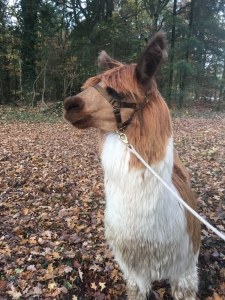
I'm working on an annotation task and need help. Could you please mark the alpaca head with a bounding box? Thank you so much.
[63,32,167,132]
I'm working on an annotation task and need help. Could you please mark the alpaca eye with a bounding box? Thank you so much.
[106,87,125,100]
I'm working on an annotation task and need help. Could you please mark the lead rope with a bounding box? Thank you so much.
[117,132,225,241]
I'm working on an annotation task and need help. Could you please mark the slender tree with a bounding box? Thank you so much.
[0,0,10,103]
[166,0,177,107]
[20,0,41,104]
[143,0,169,33]
[218,52,225,106]
[179,0,195,106]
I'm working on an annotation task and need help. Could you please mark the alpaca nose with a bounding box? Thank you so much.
[64,96,84,111]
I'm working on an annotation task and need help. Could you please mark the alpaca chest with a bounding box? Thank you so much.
[101,133,196,282]
[101,133,185,240]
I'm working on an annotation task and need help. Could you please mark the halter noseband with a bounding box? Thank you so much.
[93,84,138,131]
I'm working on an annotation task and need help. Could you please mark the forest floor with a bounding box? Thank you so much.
[0,104,225,300]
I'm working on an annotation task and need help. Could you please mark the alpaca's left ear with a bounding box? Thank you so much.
[135,32,167,87]
[98,51,122,70]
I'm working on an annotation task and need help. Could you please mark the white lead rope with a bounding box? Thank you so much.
[127,144,225,241]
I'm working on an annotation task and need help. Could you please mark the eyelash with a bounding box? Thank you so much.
[106,87,125,100]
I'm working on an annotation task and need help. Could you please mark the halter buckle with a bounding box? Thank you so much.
[113,106,120,112]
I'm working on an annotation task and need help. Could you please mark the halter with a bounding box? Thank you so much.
[93,84,138,131]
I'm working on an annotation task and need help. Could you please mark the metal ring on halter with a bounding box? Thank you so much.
[116,130,131,148]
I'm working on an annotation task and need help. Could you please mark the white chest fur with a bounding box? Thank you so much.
[101,133,198,293]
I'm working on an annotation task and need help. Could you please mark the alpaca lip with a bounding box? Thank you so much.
[72,115,92,127]
[63,110,92,127]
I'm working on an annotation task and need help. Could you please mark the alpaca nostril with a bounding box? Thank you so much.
[65,101,79,110]
[64,96,84,111]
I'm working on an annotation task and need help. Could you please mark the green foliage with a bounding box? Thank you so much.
[175,60,196,76]
[0,0,224,108]
[64,281,73,289]
[0,104,62,123]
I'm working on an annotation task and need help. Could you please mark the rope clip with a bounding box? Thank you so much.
[116,129,131,148]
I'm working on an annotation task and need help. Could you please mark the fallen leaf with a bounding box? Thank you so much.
[33,284,42,295]
[219,268,225,278]
[48,282,57,290]
[91,282,97,290]
[64,266,73,273]
[99,282,106,291]
[7,285,22,299]
[89,264,102,272]
[27,265,37,272]
[58,286,68,294]
[0,280,7,292]
[78,268,83,282]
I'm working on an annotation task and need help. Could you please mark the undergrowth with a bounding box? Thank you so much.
[1,103,224,124]
[0,103,63,123]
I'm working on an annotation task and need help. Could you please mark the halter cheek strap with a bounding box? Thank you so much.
[93,84,138,131]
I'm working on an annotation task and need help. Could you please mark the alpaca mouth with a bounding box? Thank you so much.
[72,115,92,127]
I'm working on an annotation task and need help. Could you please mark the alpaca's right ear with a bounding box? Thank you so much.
[135,32,167,88]
[98,51,122,70]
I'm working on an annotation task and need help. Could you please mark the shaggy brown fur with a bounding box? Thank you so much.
[64,32,201,299]
[136,32,167,90]
[83,65,144,100]
[87,60,200,251]
[85,49,200,253]
[84,66,171,168]
[173,150,201,253]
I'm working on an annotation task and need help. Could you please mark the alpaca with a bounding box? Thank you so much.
[63,32,201,300]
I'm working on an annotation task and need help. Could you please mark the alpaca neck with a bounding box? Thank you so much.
[125,95,172,169]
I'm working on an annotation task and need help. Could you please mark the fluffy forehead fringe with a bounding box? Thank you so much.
[82,65,144,99]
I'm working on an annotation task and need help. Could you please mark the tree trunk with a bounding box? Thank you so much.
[20,0,41,105]
[0,1,11,103]
[166,0,177,107]
[217,53,225,110]
[179,0,195,107]
[144,0,169,33]
[106,0,114,19]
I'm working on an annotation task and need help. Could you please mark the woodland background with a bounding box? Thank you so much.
[0,0,225,108]
[1,0,225,300]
